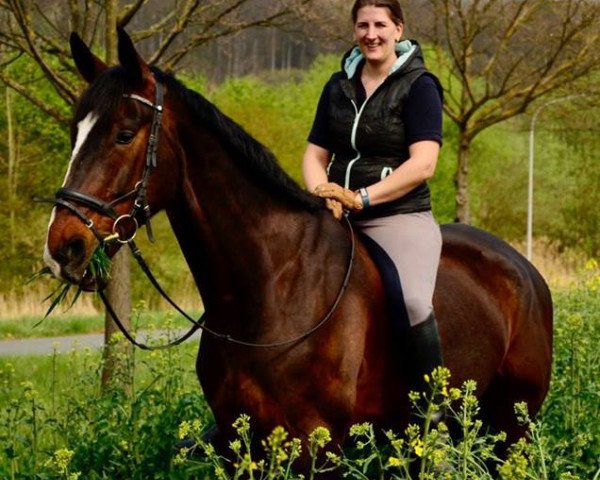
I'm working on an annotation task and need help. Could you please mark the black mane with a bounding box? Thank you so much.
[153,69,322,211]
[73,66,322,212]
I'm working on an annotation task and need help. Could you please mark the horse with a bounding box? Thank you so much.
[43,29,553,469]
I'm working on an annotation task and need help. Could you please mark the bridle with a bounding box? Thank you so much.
[37,76,356,350]
[50,82,164,246]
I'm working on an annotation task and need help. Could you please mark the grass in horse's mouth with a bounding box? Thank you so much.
[29,245,112,319]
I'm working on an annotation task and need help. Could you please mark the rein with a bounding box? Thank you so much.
[37,78,356,350]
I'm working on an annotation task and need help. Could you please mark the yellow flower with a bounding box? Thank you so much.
[410,438,424,457]
[309,426,332,448]
[584,258,598,270]
[50,448,75,473]
[178,421,191,440]
[388,456,403,467]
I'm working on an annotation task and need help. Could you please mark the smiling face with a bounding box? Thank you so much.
[354,5,403,71]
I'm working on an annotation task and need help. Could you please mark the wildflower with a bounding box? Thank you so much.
[21,381,39,401]
[410,438,424,457]
[449,387,461,400]
[230,439,242,454]
[191,419,203,432]
[48,448,75,474]
[388,456,403,467]
[173,447,190,465]
[349,422,371,437]
[203,443,216,456]
[584,258,598,270]
[325,451,341,465]
[178,420,191,440]
[233,414,251,435]
[309,426,332,449]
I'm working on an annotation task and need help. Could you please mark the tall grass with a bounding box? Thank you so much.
[0,269,598,479]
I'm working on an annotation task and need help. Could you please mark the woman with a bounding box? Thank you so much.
[302,0,444,397]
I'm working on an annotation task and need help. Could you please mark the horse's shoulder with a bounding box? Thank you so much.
[440,223,537,287]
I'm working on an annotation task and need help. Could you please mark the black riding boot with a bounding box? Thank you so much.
[404,313,444,419]
[404,314,445,479]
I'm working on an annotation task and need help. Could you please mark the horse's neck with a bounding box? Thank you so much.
[165,123,320,326]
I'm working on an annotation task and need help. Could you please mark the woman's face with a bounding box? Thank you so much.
[354,6,403,69]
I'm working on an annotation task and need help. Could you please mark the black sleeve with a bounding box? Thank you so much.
[307,80,333,151]
[403,74,443,146]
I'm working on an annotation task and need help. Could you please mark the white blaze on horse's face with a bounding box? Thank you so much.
[63,111,99,187]
[43,111,99,278]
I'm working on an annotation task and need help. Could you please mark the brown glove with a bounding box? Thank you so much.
[324,198,344,220]
[313,183,363,211]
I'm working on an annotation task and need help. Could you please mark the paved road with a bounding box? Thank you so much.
[0,329,201,357]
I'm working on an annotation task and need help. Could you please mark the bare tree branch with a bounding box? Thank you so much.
[0,70,69,123]
[118,0,150,27]
[427,0,600,222]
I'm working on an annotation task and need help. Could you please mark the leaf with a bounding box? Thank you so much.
[28,244,113,319]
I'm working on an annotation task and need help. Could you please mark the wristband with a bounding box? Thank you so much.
[359,188,370,208]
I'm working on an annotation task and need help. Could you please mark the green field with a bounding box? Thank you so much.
[1,272,599,479]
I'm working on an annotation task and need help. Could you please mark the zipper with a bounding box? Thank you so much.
[343,87,379,189]
[341,46,420,188]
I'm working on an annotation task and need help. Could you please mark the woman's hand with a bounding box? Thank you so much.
[324,198,344,220]
[314,183,363,212]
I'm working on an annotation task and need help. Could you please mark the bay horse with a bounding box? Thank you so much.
[43,29,553,466]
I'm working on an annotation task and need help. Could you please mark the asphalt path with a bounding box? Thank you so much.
[0,329,202,357]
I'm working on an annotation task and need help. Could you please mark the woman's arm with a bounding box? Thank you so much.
[302,142,332,192]
[357,140,440,206]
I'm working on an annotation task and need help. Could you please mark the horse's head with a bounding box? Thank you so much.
[44,29,178,289]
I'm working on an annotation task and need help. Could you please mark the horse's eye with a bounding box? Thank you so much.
[116,130,135,144]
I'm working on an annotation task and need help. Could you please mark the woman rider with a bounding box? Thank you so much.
[302,0,444,398]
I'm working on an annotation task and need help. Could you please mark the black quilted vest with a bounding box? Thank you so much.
[326,42,438,218]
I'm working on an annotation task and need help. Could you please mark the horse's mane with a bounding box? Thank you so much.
[73,66,323,211]
[154,69,322,211]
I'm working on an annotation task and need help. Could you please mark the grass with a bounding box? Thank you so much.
[0,308,201,340]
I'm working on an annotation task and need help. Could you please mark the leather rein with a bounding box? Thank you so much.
[37,78,356,350]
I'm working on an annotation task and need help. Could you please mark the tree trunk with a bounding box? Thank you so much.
[101,247,133,387]
[454,132,471,224]
[100,0,133,390]
[6,86,17,255]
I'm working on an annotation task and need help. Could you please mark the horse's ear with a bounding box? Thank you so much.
[70,32,108,83]
[117,27,151,87]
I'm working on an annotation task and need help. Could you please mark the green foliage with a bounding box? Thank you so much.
[206,55,339,183]
[0,316,211,480]
[0,57,71,293]
[28,245,111,318]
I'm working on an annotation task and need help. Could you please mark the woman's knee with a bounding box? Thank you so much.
[404,296,433,327]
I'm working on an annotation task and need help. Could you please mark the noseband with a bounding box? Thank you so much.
[49,81,164,245]
[37,77,356,350]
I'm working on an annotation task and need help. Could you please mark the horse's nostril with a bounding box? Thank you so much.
[55,237,86,267]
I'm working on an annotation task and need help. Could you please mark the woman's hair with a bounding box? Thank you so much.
[351,0,404,26]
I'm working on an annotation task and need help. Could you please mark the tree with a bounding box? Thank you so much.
[418,0,600,223]
[0,0,316,385]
